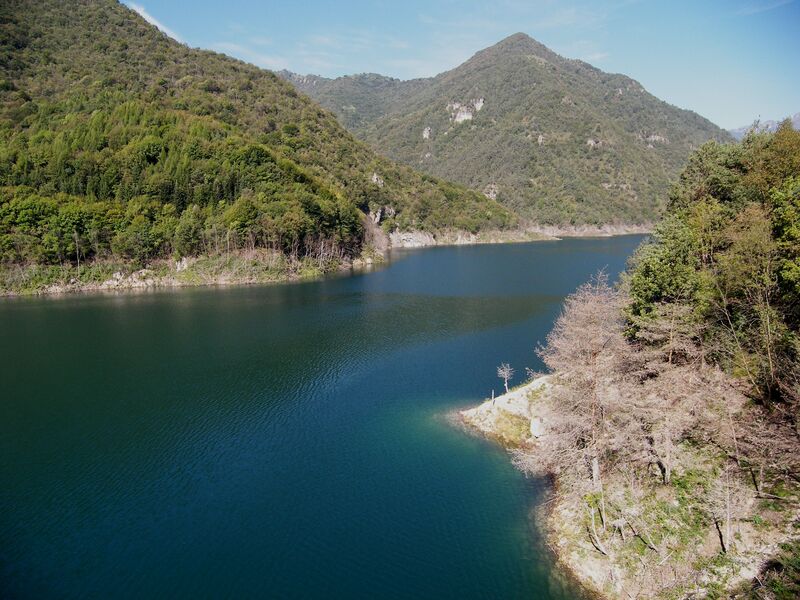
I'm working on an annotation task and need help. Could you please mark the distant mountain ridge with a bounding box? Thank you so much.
[282,33,732,225]
[729,112,800,140]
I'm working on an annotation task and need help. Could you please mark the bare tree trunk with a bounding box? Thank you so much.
[588,506,609,556]
[714,519,727,554]
[592,456,607,529]
[725,403,741,466]
[761,294,776,398]
[716,282,759,392]
[668,306,676,365]
[625,515,658,552]
[724,468,732,553]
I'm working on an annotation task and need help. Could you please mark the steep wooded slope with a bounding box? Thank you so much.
[0,0,513,274]
[286,33,732,225]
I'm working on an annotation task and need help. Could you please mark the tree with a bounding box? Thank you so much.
[705,465,748,554]
[174,204,205,257]
[497,363,514,394]
[771,176,800,325]
[715,204,785,399]
[535,272,634,528]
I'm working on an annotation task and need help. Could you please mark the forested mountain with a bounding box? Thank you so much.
[283,33,732,225]
[0,0,513,286]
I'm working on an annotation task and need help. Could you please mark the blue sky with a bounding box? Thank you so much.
[125,0,799,129]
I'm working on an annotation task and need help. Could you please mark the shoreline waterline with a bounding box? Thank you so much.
[1,230,651,299]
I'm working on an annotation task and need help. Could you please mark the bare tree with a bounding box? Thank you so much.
[631,301,703,368]
[497,363,514,394]
[508,262,800,580]
[736,409,800,496]
[535,272,631,525]
[706,465,749,554]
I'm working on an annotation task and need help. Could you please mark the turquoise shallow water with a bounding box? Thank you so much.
[0,236,644,599]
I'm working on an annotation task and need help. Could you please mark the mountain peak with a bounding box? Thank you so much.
[500,32,536,45]
[472,32,558,64]
[288,32,730,225]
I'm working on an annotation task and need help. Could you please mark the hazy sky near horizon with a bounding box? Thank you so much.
[124,0,798,129]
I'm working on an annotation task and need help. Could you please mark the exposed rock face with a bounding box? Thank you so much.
[97,268,165,291]
[370,172,385,187]
[388,230,437,248]
[527,223,651,237]
[639,132,669,145]
[446,98,485,123]
[483,183,499,200]
[368,205,395,225]
[530,416,544,438]
[422,126,432,139]
[586,138,603,148]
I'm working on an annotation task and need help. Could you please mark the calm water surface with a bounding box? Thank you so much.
[1,236,644,599]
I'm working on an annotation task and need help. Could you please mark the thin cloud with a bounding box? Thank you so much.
[127,3,184,43]
[736,0,794,15]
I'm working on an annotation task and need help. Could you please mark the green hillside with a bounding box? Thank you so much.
[0,0,513,285]
[285,33,733,225]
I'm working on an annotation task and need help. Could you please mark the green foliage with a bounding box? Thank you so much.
[627,212,705,315]
[285,33,731,225]
[0,0,514,275]
[772,176,800,320]
[627,123,800,402]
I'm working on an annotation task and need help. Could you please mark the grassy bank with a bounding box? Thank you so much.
[0,249,382,297]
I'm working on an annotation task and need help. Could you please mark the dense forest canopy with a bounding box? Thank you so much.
[0,0,513,272]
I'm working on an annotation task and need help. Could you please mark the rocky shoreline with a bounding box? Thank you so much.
[389,225,652,249]
[1,227,650,297]
[460,376,799,599]
[0,252,382,298]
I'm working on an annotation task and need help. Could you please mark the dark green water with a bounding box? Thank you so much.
[0,236,644,599]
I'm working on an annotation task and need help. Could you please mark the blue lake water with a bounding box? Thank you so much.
[0,235,644,599]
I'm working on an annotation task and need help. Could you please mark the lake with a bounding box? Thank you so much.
[0,235,644,599]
